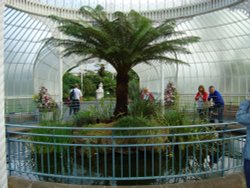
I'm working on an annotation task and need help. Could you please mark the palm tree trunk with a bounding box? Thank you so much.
[114,71,129,117]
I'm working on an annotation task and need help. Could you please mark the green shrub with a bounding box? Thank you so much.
[73,111,97,126]
[159,110,185,126]
[73,100,114,126]
[114,116,151,129]
[31,121,73,153]
[158,110,217,153]
[91,100,114,122]
[113,116,167,146]
[128,79,140,101]
[128,99,161,117]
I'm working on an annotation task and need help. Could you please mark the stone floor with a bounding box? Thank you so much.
[8,173,246,188]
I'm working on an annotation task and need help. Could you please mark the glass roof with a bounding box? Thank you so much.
[36,0,208,12]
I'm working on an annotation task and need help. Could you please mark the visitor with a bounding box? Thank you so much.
[208,86,224,123]
[236,100,250,188]
[70,84,83,114]
[140,88,154,102]
[194,85,208,119]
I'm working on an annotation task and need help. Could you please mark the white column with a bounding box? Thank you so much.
[0,0,8,188]
[58,32,64,116]
[161,63,165,108]
[59,53,63,104]
[174,52,179,88]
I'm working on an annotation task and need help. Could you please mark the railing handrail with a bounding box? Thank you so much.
[6,121,239,130]
[6,127,246,139]
[6,121,246,184]
[7,135,246,148]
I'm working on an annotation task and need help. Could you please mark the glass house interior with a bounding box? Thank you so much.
[1,0,250,187]
[3,0,250,113]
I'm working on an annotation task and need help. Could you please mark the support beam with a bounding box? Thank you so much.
[59,33,64,114]
[0,0,8,187]
[161,63,165,112]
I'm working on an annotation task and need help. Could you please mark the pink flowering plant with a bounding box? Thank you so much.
[164,82,178,107]
[33,86,58,111]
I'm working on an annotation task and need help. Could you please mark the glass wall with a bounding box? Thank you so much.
[135,8,250,105]
[4,1,250,113]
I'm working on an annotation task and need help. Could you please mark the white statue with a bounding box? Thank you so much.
[96,82,104,100]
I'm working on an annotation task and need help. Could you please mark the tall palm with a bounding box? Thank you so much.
[46,5,200,116]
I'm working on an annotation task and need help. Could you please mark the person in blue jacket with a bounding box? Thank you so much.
[236,100,250,188]
[208,86,225,123]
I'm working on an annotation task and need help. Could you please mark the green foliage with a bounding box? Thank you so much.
[113,116,167,146]
[73,111,97,126]
[159,110,185,126]
[97,64,106,77]
[128,79,140,101]
[101,72,116,96]
[157,110,217,154]
[47,5,200,115]
[114,116,151,128]
[31,121,73,153]
[63,71,116,99]
[63,73,81,99]
[128,99,161,118]
[73,100,114,126]
[90,100,114,122]
[128,70,140,101]
[82,77,96,96]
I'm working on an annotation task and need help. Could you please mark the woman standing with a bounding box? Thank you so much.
[194,85,208,119]
[236,100,250,188]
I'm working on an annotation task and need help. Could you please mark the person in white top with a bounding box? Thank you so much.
[71,84,83,114]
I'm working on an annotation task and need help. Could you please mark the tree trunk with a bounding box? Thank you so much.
[114,70,129,117]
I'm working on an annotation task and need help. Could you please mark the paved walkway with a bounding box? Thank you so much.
[8,173,246,188]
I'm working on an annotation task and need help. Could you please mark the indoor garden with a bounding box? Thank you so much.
[1,0,249,188]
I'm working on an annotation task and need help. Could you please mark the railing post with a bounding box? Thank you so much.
[6,128,11,176]
[111,129,115,186]
[221,123,228,177]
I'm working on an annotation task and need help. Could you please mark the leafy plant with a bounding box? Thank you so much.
[92,100,114,122]
[31,121,73,154]
[73,110,97,126]
[46,5,200,116]
[158,109,217,160]
[128,80,140,102]
[73,100,114,126]
[128,99,161,118]
[113,116,167,146]
[159,110,185,126]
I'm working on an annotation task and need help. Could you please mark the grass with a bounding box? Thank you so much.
[30,121,73,153]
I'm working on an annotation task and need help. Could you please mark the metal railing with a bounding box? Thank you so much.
[4,98,239,125]
[6,122,246,185]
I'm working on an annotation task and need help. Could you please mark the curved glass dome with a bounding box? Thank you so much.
[36,0,208,12]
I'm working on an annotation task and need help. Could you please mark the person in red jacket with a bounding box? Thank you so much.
[195,85,208,119]
[140,88,154,102]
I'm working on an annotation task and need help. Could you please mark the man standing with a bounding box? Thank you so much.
[208,86,225,123]
[70,84,83,114]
